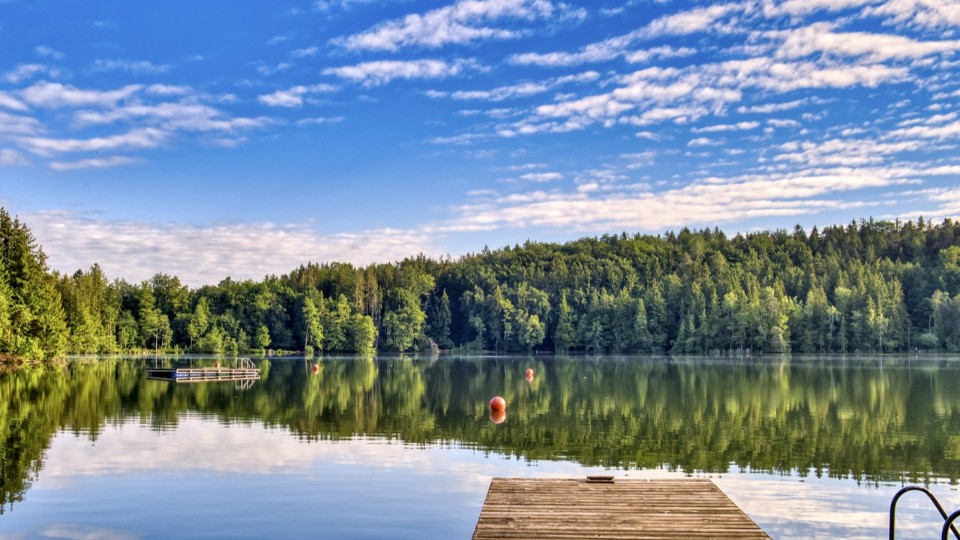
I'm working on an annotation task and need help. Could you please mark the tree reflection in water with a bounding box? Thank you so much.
[2,354,959,513]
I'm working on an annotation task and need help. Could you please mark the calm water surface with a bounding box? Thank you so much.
[2,354,960,539]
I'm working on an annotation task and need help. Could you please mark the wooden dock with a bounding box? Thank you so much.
[472,477,771,539]
[146,367,261,383]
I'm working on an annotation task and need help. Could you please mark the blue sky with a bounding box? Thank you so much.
[1,0,959,285]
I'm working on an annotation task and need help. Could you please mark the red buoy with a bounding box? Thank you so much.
[489,410,507,424]
[311,363,320,374]
[525,368,534,381]
[489,396,506,412]
[214,360,220,368]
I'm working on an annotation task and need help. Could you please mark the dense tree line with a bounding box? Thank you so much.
[3,206,960,360]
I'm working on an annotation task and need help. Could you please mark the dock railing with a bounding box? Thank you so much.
[889,485,960,540]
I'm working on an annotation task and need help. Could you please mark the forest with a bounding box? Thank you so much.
[2,206,960,361]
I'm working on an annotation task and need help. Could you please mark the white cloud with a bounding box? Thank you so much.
[18,127,169,156]
[768,118,802,127]
[145,84,192,96]
[498,55,906,137]
[0,90,29,112]
[505,2,742,67]
[642,3,742,37]
[899,112,957,126]
[769,0,880,16]
[429,71,598,102]
[0,148,29,166]
[440,169,910,233]
[509,33,695,67]
[296,116,345,126]
[334,0,574,51]
[888,120,960,139]
[256,62,292,76]
[773,138,922,166]
[42,524,136,540]
[258,84,337,107]
[626,46,698,64]
[774,22,960,61]
[323,59,473,86]
[864,0,960,30]
[737,99,808,114]
[510,38,631,67]
[0,111,43,136]
[519,172,563,182]
[312,0,377,12]
[20,81,141,108]
[442,82,550,101]
[928,186,960,215]
[428,132,489,144]
[28,212,439,287]
[71,101,271,134]
[4,63,59,84]
[257,91,298,107]
[88,59,170,74]
[291,46,320,58]
[694,121,761,132]
[6,82,268,164]
[49,156,141,171]
[35,45,65,60]
[507,162,547,171]
[688,136,723,146]
[718,58,907,92]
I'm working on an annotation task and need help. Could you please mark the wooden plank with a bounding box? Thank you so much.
[145,367,261,383]
[472,478,770,540]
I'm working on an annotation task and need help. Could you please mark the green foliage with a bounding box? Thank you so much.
[426,289,453,349]
[0,209,67,360]
[256,325,271,350]
[136,282,171,351]
[348,313,377,353]
[932,291,960,352]
[187,296,211,348]
[7,208,960,359]
[57,265,118,354]
[552,293,575,353]
[301,293,323,351]
[383,289,426,352]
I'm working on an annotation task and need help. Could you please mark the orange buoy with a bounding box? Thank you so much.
[489,396,506,412]
[489,409,507,424]
[525,368,534,381]
[311,363,320,374]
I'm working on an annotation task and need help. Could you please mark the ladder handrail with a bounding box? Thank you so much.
[890,485,960,540]
[944,510,960,540]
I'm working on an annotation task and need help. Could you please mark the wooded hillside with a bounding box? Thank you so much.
[4,206,960,359]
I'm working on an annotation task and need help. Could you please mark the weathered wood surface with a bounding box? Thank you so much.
[146,367,261,383]
[473,478,771,540]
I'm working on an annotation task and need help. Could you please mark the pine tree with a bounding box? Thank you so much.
[0,209,67,360]
[553,292,576,353]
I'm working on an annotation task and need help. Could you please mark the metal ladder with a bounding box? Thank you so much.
[237,357,256,369]
[890,485,960,540]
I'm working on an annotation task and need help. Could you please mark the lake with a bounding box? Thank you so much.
[2,354,960,539]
